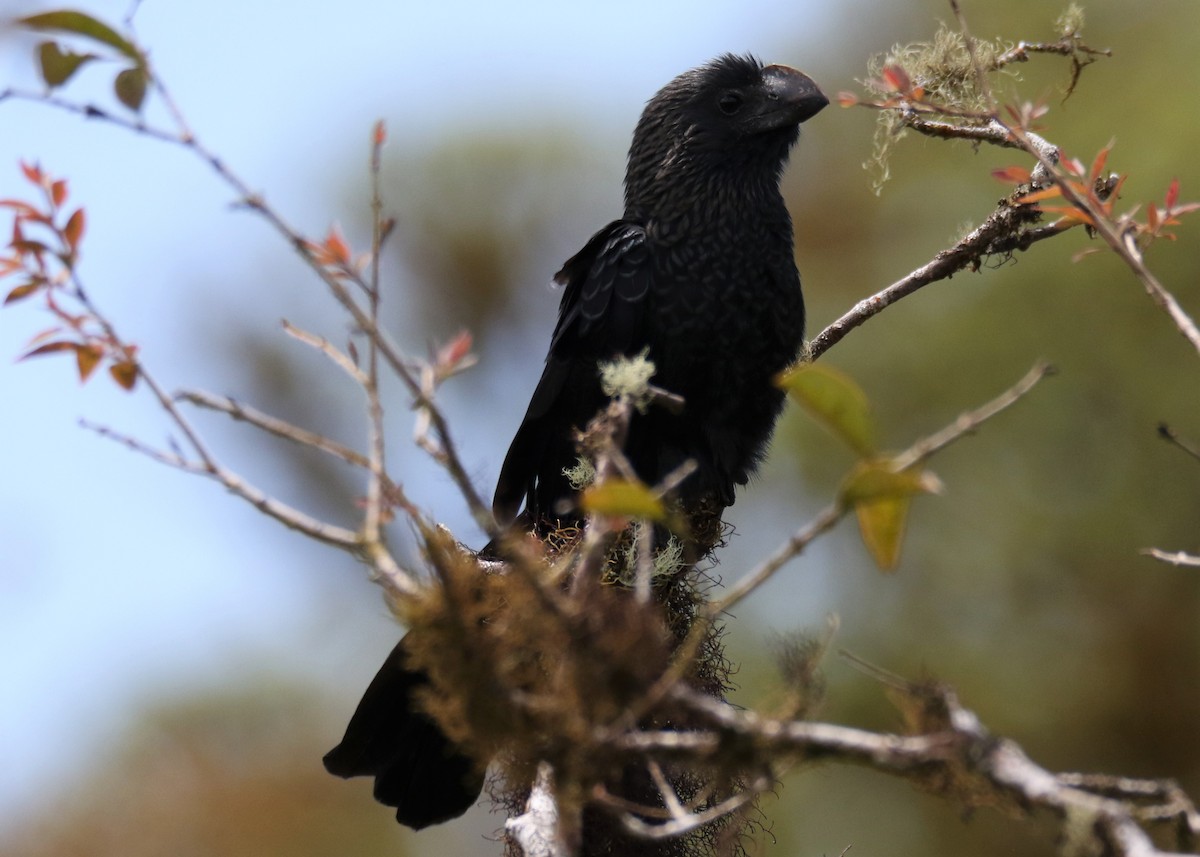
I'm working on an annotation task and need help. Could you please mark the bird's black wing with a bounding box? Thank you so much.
[492,220,653,524]
[323,635,485,829]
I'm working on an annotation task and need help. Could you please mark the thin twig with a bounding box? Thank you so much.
[362,123,389,554]
[1140,549,1200,568]
[176,389,371,469]
[79,418,367,551]
[1157,424,1200,463]
[808,198,1049,360]
[281,320,368,384]
[890,361,1055,471]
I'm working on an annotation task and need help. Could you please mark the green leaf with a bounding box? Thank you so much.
[114,66,148,112]
[839,459,943,572]
[855,495,910,571]
[838,459,941,506]
[580,478,665,521]
[18,10,143,64]
[777,363,876,456]
[36,41,96,87]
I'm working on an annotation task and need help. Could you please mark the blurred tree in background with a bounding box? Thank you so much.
[2,0,1198,855]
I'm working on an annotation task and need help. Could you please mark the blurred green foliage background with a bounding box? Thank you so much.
[2,0,1198,855]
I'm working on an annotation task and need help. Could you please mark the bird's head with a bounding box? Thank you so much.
[624,54,827,217]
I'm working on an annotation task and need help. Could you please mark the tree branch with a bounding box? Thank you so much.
[808,197,1051,360]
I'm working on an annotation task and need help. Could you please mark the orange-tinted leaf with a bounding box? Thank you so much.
[580,478,665,522]
[4,280,42,305]
[777,363,875,456]
[837,91,859,107]
[1147,203,1160,232]
[881,64,912,93]
[373,120,387,147]
[20,340,75,359]
[109,360,138,390]
[63,208,85,251]
[324,227,351,265]
[75,343,102,382]
[1063,156,1085,177]
[114,66,148,111]
[1016,186,1065,205]
[855,495,910,571]
[1045,207,1096,228]
[992,166,1032,184]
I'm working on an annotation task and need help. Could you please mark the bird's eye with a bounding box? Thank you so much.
[717,91,743,115]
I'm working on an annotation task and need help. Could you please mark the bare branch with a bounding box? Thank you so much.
[1141,549,1200,568]
[282,321,368,384]
[808,198,1051,360]
[176,390,371,469]
[890,360,1055,471]
[361,123,390,557]
[606,684,1198,857]
[80,418,366,553]
[506,763,571,857]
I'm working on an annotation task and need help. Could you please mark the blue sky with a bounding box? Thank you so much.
[0,0,848,826]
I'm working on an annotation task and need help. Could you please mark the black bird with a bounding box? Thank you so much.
[494,54,826,526]
[324,54,826,830]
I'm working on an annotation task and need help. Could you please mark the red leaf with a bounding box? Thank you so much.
[881,64,912,93]
[20,340,75,359]
[1147,203,1160,232]
[0,199,40,217]
[1088,145,1110,182]
[20,161,44,185]
[992,166,1032,184]
[50,179,68,208]
[1165,178,1180,211]
[436,329,473,370]
[63,208,86,252]
[373,120,387,147]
